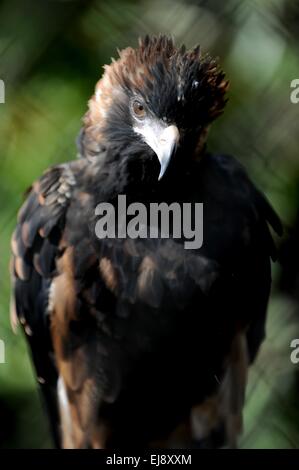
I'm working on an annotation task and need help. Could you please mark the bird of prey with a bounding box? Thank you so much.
[10,35,282,449]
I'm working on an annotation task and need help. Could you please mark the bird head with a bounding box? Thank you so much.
[79,35,229,181]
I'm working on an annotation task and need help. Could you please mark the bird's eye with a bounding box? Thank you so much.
[132,100,146,119]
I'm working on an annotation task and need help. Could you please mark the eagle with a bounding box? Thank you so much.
[10,35,282,449]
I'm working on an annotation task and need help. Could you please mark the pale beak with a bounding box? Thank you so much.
[133,121,180,180]
[156,125,180,180]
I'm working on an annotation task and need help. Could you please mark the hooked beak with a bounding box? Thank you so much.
[156,125,180,180]
[134,121,180,180]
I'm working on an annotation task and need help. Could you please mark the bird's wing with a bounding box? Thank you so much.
[10,162,78,447]
[186,153,283,448]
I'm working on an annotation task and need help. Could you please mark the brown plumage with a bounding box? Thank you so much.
[10,35,282,448]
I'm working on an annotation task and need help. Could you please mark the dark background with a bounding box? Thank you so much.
[0,0,299,448]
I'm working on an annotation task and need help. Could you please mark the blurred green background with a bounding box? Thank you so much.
[0,0,299,448]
